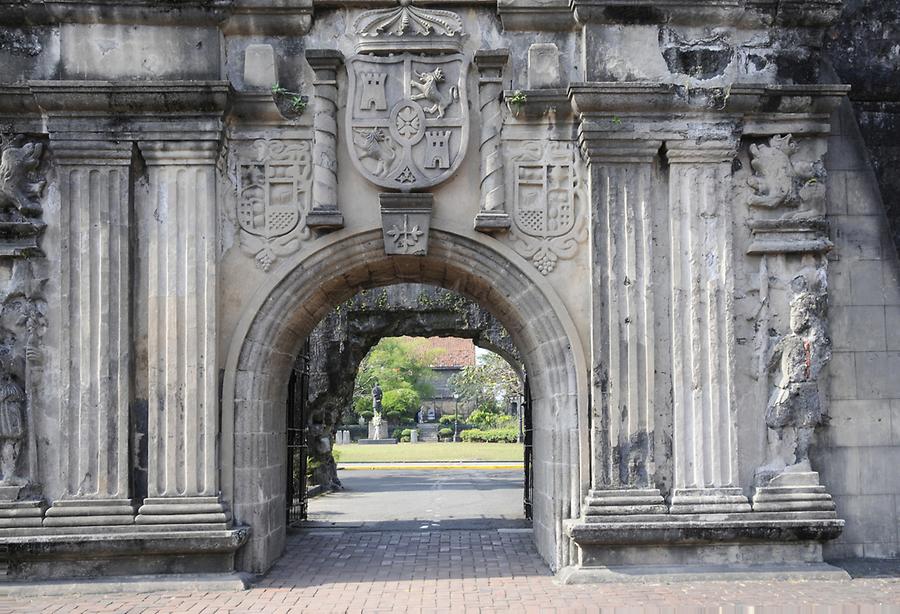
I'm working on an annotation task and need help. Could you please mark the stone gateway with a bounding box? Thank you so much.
[0,0,897,583]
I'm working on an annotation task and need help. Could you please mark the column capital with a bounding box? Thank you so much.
[665,139,738,164]
[305,49,344,74]
[138,140,220,166]
[578,138,661,165]
[474,49,509,74]
[50,139,134,167]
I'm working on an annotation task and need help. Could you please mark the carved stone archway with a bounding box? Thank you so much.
[305,283,524,489]
[221,229,589,574]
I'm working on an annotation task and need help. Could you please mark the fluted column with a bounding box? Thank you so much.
[583,140,666,516]
[135,140,230,529]
[666,140,750,514]
[305,49,344,229]
[45,140,135,528]
[473,49,510,232]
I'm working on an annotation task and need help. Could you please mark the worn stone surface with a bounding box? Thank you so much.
[0,0,896,584]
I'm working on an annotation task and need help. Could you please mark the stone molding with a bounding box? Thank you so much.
[569,0,841,27]
[0,0,313,35]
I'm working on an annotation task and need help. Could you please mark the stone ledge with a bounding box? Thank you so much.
[0,527,251,580]
[0,572,252,597]
[557,562,850,584]
[566,517,844,545]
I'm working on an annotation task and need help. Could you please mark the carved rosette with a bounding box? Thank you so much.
[506,141,587,275]
[234,139,312,271]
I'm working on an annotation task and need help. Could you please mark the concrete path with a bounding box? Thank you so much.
[307,469,529,529]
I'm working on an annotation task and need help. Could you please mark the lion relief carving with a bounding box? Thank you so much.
[0,138,45,219]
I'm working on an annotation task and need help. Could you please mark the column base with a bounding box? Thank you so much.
[306,211,344,229]
[583,488,668,517]
[752,472,836,515]
[43,498,135,528]
[564,514,845,583]
[473,212,511,233]
[136,496,232,530]
[669,487,751,514]
[0,499,46,535]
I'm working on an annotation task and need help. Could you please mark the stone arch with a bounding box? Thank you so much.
[221,228,589,575]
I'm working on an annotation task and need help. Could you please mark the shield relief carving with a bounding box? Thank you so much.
[345,5,468,191]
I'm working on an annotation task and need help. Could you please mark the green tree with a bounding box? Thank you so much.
[449,352,522,418]
[351,337,441,421]
[381,387,421,422]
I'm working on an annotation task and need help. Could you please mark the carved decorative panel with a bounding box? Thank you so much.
[507,140,586,274]
[236,139,312,271]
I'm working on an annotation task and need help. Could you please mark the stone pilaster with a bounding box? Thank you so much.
[44,140,135,528]
[665,140,751,515]
[305,49,344,230]
[135,140,230,529]
[473,49,510,232]
[583,139,667,516]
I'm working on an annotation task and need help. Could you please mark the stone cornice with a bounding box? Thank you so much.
[665,139,739,164]
[569,0,841,27]
[569,82,849,136]
[29,80,231,116]
[0,0,313,35]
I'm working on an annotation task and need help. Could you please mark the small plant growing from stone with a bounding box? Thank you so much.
[271,83,308,114]
[506,90,527,116]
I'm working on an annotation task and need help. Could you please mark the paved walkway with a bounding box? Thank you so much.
[2,529,899,612]
[1,470,899,612]
[307,469,527,528]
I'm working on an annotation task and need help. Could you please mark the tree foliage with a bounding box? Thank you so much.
[448,352,522,417]
[351,337,442,422]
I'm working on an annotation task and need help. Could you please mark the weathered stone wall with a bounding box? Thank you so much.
[810,99,900,560]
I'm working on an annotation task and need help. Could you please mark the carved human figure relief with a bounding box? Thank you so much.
[0,358,25,487]
[746,134,825,217]
[235,139,312,271]
[507,141,587,274]
[758,274,831,482]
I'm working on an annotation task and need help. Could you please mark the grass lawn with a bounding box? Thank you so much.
[334,442,523,463]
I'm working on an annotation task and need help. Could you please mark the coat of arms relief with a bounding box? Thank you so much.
[346,2,468,192]
[507,141,587,275]
[235,139,312,271]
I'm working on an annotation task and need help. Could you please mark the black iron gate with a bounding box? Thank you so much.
[523,377,533,520]
[286,343,310,525]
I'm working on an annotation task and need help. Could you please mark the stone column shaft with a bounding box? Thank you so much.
[45,140,135,527]
[305,49,344,229]
[585,141,666,515]
[666,141,750,514]
[135,140,229,529]
[473,49,510,232]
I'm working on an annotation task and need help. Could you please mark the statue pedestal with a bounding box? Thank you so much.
[752,471,836,515]
[368,420,389,440]
[0,484,44,534]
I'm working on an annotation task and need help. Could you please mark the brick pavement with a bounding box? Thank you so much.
[1,529,899,613]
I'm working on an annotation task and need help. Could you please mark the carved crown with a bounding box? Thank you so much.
[353,0,464,54]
